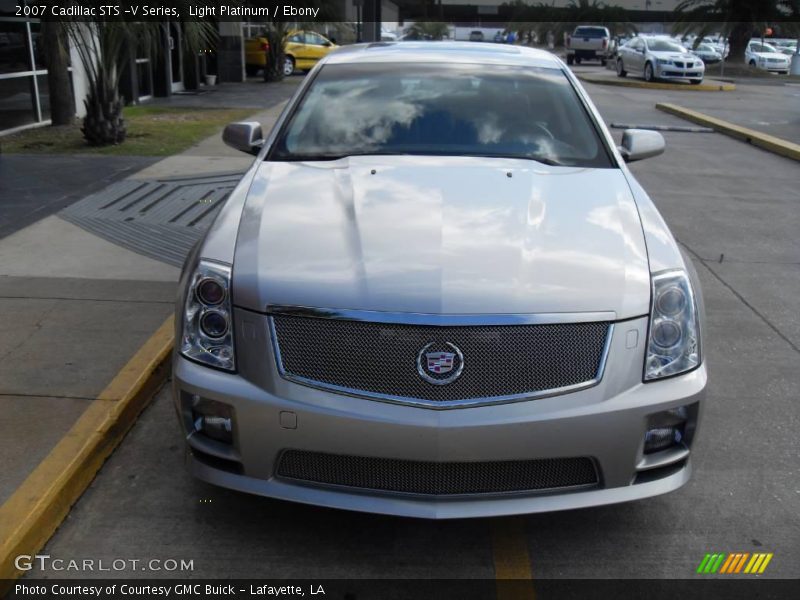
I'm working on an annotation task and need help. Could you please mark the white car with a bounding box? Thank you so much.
[746,42,790,74]
[771,40,797,56]
[691,43,723,65]
[617,37,705,84]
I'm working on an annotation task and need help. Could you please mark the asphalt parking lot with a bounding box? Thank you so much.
[22,80,800,585]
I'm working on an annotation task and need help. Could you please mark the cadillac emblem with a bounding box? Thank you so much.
[417,342,464,385]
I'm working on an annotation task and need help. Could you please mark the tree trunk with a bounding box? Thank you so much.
[263,28,286,82]
[81,75,126,145]
[41,20,75,126]
[727,22,751,64]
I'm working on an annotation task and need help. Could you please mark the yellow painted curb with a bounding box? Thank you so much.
[657,102,800,162]
[577,73,735,92]
[0,316,174,586]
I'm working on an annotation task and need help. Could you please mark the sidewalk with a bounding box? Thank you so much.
[0,80,298,510]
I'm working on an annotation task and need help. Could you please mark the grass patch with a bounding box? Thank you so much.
[0,105,258,156]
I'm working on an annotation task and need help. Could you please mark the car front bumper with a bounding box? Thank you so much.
[758,62,790,72]
[655,64,704,80]
[173,314,706,519]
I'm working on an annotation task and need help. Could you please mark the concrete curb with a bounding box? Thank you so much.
[0,316,174,587]
[577,73,736,91]
[656,103,800,162]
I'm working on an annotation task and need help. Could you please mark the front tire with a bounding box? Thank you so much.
[566,54,574,65]
[575,56,582,65]
[616,59,627,77]
[283,56,296,77]
[749,59,757,67]
[644,61,655,82]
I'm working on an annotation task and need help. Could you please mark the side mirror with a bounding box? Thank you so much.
[618,129,665,162]
[222,122,264,155]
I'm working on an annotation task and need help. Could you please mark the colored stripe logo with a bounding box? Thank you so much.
[696,552,773,574]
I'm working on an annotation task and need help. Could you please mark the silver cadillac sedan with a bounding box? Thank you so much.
[173,43,706,518]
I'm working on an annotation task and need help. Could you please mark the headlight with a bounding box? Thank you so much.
[644,270,701,381]
[657,59,672,65]
[181,260,235,371]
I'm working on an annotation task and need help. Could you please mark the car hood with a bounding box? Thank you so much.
[650,51,698,61]
[232,156,651,318]
[754,51,788,59]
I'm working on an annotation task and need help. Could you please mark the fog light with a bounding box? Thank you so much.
[644,407,687,454]
[192,399,234,444]
[644,427,682,453]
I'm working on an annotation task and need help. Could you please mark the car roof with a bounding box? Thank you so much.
[324,42,563,69]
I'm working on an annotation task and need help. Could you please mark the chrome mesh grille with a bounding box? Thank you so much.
[270,315,611,404]
[276,450,599,495]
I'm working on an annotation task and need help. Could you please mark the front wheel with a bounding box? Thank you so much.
[749,59,757,67]
[644,62,655,82]
[575,56,582,65]
[566,54,574,65]
[616,59,627,77]
[283,56,295,77]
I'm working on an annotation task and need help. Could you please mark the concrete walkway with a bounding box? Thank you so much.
[0,79,299,506]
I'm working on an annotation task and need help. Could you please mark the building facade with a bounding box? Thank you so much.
[0,0,59,134]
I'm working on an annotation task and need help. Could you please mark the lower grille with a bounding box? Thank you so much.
[276,450,599,495]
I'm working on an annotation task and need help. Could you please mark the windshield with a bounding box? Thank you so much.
[752,43,778,53]
[574,27,607,38]
[270,63,613,168]
[647,40,687,53]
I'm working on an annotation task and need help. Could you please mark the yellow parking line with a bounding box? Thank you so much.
[0,316,174,587]
[492,518,536,600]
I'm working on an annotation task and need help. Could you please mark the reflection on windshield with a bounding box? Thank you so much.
[648,40,687,52]
[270,63,612,168]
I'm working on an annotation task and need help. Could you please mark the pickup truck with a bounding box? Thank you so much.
[566,26,611,66]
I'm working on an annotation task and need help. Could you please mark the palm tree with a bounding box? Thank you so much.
[58,7,215,146]
[673,0,798,63]
[506,0,636,48]
[40,17,74,126]
[262,22,290,82]
[261,1,343,82]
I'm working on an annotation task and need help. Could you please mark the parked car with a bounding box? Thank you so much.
[284,30,338,76]
[566,26,611,65]
[245,30,338,77]
[469,30,484,42]
[244,36,270,77]
[691,43,723,65]
[617,37,705,84]
[745,42,790,74]
[175,42,706,518]
[771,40,797,56]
